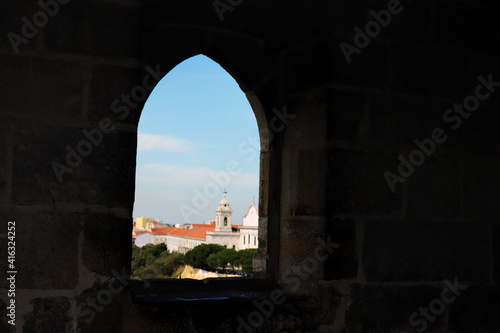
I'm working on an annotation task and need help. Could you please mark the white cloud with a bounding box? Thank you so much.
[137,164,258,189]
[134,164,259,223]
[137,132,192,152]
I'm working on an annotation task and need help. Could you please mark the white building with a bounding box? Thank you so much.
[206,194,241,250]
[134,231,151,247]
[137,194,259,253]
[238,202,259,250]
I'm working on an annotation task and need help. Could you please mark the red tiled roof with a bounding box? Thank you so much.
[169,228,190,236]
[183,224,216,240]
[152,227,176,235]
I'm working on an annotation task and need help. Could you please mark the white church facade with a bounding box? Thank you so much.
[238,202,258,250]
[146,194,259,253]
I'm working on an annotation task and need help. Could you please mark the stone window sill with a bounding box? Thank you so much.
[130,277,276,303]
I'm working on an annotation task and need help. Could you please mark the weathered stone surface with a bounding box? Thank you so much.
[45,1,141,58]
[0,122,11,208]
[434,4,499,56]
[23,297,71,333]
[327,148,403,215]
[88,65,143,125]
[370,94,441,145]
[0,1,40,53]
[363,220,490,282]
[0,56,82,119]
[283,89,327,147]
[327,89,366,140]
[0,1,498,332]
[0,213,80,290]
[494,224,500,287]
[82,214,132,275]
[13,123,136,207]
[73,288,127,333]
[407,154,460,220]
[281,148,327,217]
[462,154,500,221]
[279,218,326,289]
[449,286,500,332]
[0,297,13,332]
[324,219,358,280]
[388,45,468,99]
[12,123,70,205]
[330,40,389,88]
[380,0,431,45]
[282,40,331,94]
[346,284,445,333]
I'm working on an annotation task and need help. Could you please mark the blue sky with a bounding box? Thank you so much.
[133,55,260,225]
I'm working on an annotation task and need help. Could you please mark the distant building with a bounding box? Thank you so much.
[134,194,259,253]
[206,194,241,250]
[135,216,154,229]
[239,202,259,250]
[134,231,151,247]
[146,219,166,231]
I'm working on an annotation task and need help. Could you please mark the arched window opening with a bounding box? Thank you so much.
[131,55,261,280]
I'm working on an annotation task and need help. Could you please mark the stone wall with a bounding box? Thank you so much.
[0,0,499,332]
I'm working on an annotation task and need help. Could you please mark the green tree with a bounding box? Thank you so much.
[218,248,239,272]
[207,252,223,270]
[131,243,184,279]
[185,243,226,270]
[238,248,257,274]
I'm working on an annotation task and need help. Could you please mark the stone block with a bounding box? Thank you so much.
[363,220,490,282]
[370,94,442,145]
[387,45,468,99]
[279,218,327,289]
[462,154,500,221]
[444,105,500,155]
[346,284,444,333]
[324,219,358,280]
[74,289,127,333]
[434,4,499,56]
[45,1,141,58]
[88,65,143,125]
[449,286,500,332]
[0,56,82,119]
[327,89,367,140]
[82,214,132,275]
[281,148,327,217]
[42,0,87,55]
[23,297,71,333]
[13,123,137,208]
[0,297,13,332]
[380,0,431,45]
[0,213,80,290]
[494,224,500,286]
[407,154,460,220]
[282,40,331,94]
[330,39,389,89]
[327,148,403,215]
[283,90,327,147]
[0,1,40,53]
[0,122,11,208]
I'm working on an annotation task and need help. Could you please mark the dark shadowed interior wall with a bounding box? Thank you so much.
[1,0,499,332]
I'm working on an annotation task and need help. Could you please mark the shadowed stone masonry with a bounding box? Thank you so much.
[0,0,499,332]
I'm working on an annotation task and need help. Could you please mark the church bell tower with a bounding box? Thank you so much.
[215,192,232,232]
